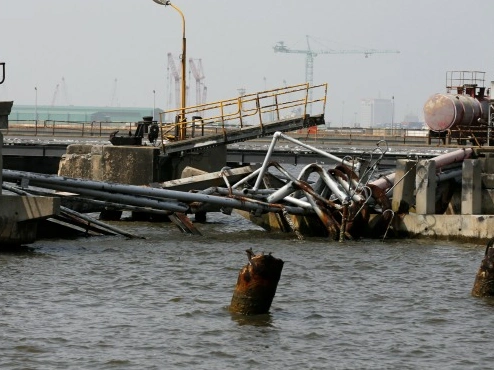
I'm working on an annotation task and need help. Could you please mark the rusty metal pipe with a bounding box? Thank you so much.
[251,131,356,191]
[303,191,340,239]
[265,182,299,203]
[370,148,474,191]
[229,249,284,315]
[2,170,308,215]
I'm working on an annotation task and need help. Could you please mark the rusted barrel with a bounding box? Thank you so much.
[472,238,494,297]
[229,249,284,315]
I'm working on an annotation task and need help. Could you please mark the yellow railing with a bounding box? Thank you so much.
[157,82,327,142]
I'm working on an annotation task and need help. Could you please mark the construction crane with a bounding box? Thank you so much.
[202,85,207,105]
[109,78,118,107]
[274,35,400,109]
[167,53,181,109]
[51,84,59,106]
[61,77,71,106]
[189,58,205,106]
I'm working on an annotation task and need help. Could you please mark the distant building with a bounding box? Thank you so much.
[360,98,393,128]
[9,104,162,123]
[402,112,424,129]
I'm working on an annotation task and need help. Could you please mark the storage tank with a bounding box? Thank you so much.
[423,93,488,132]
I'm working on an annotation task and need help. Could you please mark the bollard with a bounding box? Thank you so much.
[472,238,494,297]
[229,249,284,315]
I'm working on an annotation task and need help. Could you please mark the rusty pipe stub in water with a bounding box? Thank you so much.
[472,238,494,297]
[229,249,284,315]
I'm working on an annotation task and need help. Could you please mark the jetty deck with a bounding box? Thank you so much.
[161,114,325,154]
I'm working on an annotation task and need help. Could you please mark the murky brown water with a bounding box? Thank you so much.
[1,212,493,369]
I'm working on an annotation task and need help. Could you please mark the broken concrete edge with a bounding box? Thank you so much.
[158,165,256,191]
[0,196,61,246]
[0,195,60,221]
[392,214,494,244]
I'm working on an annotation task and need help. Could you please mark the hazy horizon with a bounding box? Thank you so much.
[2,0,494,125]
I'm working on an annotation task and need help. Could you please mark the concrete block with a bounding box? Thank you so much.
[181,166,207,178]
[0,195,60,221]
[91,145,104,155]
[59,143,226,185]
[482,154,494,174]
[482,190,494,214]
[0,195,60,246]
[482,174,494,189]
[101,145,159,185]
[91,153,104,181]
[391,159,416,212]
[398,214,494,242]
[161,166,255,191]
[415,160,436,215]
[58,153,93,179]
[66,144,94,155]
[462,159,482,214]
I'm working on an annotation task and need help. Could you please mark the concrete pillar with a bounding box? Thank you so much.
[482,153,494,174]
[0,101,13,130]
[391,159,416,213]
[0,131,3,193]
[461,159,481,215]
[415,159,436,215]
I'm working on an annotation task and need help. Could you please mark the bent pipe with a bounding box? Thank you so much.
[2,170,309,216]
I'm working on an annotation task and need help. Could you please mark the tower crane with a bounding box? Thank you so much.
[274,35,400,88]
[51,84,59,106]
[109,78,118,107]
[167,53,181,109]
[202,85,207,106]
[61,76,71,106]
[189,58,205,106]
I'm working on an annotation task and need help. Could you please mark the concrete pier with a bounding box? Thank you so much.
[1,108,60,247]
[58,143,228,184]
[461,159,481,215]
[391,149,494,242]
[415,160,436,215]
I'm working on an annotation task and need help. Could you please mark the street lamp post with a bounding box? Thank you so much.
[341,101,345,129]
[34,86,38,126]
[153,89,156,121]
[152,0,186,140]
[391,95,395,135]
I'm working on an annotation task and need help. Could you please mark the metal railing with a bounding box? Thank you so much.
[4,120,136,138]
[157,83,327,143]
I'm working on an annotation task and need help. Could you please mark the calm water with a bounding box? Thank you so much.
[1,212,493,370]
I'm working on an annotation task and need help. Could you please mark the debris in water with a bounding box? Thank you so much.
[229,248,284,315]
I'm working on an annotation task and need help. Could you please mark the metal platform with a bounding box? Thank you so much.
[162,114,324,154]
[157,82,327,155]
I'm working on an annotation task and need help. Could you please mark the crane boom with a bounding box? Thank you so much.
[273,36,400,87]
[109,78,118,107]
[189,58,205,106]
[51,84,59,106]
[168,53,181,109]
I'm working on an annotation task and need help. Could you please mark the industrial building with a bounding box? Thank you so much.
[360,98,394,128]
[9,105,160,123]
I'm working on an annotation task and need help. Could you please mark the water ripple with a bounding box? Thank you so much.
[0,214,491,369]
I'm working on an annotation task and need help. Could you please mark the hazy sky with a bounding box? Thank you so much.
[2,0,494,125]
